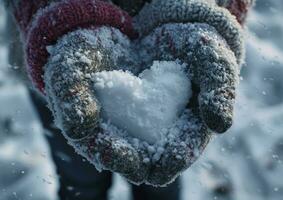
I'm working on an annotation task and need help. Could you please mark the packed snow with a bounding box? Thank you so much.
[93,61,192,144]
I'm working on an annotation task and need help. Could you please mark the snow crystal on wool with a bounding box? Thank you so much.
[92,61,192,144]
[99,108,203,166]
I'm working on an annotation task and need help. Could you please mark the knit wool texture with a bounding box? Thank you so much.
[134,0,245,64]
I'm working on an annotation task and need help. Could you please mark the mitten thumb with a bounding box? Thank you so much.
[192,35,239,133]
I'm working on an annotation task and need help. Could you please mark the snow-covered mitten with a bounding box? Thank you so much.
[44,27,150,183]
[5,0,149,184]
[135,0,254,134]
[132,0,253,185]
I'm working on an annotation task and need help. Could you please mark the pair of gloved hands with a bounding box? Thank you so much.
[9,0,251,186]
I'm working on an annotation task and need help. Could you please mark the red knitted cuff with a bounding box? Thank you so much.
[226,0,254,24]
[17,0,136,93]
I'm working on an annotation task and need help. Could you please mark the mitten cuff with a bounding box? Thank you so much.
[12,0,137,93]
[134,0,245,65]
[216,0,255,24]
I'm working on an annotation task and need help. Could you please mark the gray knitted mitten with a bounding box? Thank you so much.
[138,22,239,185]
[44,28,150,184]
[44,0,244,186]
[135,0,243,134]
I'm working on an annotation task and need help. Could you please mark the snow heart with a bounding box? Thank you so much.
[92,61,192,144]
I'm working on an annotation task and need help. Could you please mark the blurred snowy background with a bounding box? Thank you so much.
[0,0,283,199]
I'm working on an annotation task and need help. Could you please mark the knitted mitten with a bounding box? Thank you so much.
[44,27,150,184]
[6,0,149,184]
[135,0,246,134]
[138,22,238,185]
[131,0,253,185]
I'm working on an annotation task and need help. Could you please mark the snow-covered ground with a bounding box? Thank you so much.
[0,0,283,200]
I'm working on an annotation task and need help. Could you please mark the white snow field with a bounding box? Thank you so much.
[1,0,283,200]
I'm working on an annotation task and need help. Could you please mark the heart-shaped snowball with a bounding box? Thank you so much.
[92,61,192,144]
